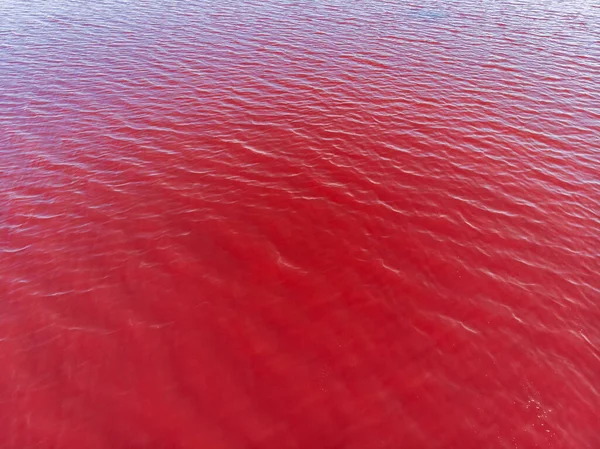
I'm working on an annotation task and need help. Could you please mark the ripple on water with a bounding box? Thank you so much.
[2,0,600,448]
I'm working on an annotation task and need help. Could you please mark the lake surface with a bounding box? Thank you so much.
[2,0,600,447]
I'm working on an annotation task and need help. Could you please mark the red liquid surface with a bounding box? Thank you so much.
[2,1,600,447]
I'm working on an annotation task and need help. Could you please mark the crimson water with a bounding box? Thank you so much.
[2,0,600,447]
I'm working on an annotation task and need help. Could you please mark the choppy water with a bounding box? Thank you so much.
[2,0,600,447]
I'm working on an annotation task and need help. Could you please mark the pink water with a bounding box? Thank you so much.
[2,0,600,447]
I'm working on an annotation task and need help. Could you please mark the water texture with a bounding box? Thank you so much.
[2,0,600,447]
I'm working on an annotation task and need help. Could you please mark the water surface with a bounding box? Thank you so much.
[2,0,600,447]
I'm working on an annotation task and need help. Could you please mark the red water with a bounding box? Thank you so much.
[2,0,600,447]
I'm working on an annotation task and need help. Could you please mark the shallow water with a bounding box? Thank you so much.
[2,0,600,447]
